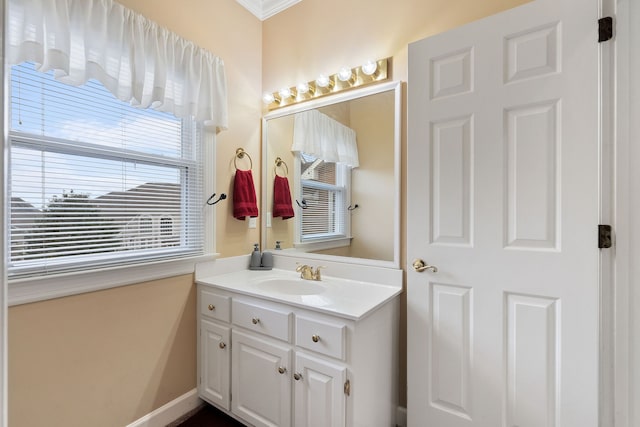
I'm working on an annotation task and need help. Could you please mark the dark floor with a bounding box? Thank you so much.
[174,404,246,427]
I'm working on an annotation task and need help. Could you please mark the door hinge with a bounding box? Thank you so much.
[598,17,613,42]
[599,224,612,249]
[344,379,351,396]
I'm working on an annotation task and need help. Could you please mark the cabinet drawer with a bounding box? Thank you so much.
[200,289,231,323]
[295,316,346,360]
[232,300,292,342]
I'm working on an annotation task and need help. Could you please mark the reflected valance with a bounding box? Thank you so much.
[292,110,359,168]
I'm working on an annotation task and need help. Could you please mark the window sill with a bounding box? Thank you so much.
[8,254,218,306]
[294,237,352,252]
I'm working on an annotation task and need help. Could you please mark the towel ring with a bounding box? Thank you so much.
[234,148,253,170]
[274,157,289,177]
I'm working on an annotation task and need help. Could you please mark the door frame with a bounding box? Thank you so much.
[611,0,637,426]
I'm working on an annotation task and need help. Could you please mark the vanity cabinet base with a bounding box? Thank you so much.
[197,284,399,427]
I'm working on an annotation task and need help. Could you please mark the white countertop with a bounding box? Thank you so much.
[196,268,402,320]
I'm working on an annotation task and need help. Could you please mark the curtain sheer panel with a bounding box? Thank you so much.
[7,0,228,132]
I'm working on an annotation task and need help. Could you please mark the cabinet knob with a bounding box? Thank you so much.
[219,342,226,349]
[311,334,320,343]
[278,366,287,374]
[251,317,260,325]
[294,373,303,381]
[208,304,215,311]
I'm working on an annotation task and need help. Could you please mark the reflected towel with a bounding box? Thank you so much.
[233,169,258,220]
[273,175,294,220]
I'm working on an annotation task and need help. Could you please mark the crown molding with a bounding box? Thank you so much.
[235,0,301,20]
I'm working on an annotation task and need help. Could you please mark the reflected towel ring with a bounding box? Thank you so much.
[274,157,289,177]
[234,148,253,170]
[207,193,227,205]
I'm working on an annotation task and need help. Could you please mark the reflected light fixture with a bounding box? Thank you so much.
[262,57,389,110]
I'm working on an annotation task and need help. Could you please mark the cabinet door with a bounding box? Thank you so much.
[294,352,347,427]
[199,319,231,410]
[232,330,292,427]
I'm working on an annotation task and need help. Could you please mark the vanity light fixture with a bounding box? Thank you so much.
[262,57,389,110]
[278,87,293,99]
[337,66,353,82]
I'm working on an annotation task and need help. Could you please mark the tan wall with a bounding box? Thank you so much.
[9,275,195,427]
[8,1,263,426]
[263,0,529,406]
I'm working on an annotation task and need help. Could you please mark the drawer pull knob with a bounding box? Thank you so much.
[294,373,303,381]
[311,334,320,343]
[208,304,215,311]
[219,342,226,349]
[252,317,260,325]
[278,366,287,374]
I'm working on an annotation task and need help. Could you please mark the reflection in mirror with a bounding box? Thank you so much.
[262,81,400,268]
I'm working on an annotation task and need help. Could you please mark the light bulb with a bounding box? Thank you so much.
[361,60,377,76]
[337,67,353,82]
[278,87,292,99]
[297,82,310,94]
[316,74,330,88]
[262,92,275,104]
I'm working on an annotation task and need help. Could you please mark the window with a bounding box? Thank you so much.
[295,152,352,250]
[8,62,204,279]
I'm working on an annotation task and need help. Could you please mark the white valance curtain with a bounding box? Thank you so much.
[292,110,359,168]
[7,0,228,132]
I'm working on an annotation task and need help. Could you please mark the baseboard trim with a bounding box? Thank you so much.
[396,406,407,427]
[126,389,203,427]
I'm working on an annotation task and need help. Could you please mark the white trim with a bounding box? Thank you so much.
[235,0,301,21]
[599,0,616,425]
[126,389,203,427]
[1,0,8,424]
[294,236,351,252]
[615,0,636,425]
[8,254,215,306]
[395,406,407,427]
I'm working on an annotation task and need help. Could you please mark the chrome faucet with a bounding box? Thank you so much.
[296,264,325,281]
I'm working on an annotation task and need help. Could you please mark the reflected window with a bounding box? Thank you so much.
[296,152,351,249]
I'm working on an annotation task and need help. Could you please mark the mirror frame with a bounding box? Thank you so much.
[261,80,401,269]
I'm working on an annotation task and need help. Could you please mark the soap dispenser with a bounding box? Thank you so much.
[249,243,261,269]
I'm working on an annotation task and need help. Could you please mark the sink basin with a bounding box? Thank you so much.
[255,278,326,295]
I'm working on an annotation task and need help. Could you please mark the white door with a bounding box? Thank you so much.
[407,0,600,426]
[199,319,231,410]
[232,330,292,427]
[294,352,347,427]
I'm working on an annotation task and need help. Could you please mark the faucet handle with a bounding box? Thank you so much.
[313,266,326,280]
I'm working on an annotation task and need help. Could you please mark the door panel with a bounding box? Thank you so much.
[407,0,599,426]
[200,319,231,410]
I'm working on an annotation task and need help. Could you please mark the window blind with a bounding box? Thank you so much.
[9,62,204,278]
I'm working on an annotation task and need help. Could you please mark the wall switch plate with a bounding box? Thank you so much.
[248,217,257,229]
[267,212,272,228]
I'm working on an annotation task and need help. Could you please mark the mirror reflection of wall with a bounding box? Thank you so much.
[264,88,396,263]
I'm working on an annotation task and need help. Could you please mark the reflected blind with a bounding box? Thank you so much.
[299,154,346,240]
[9,62,204,278]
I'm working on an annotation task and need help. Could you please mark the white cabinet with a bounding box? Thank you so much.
[232,329,292,427]
[200,319,230,409]
[197,283,399,427]
[294,352,347,427]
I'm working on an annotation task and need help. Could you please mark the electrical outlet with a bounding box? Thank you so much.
[248,217,257,229]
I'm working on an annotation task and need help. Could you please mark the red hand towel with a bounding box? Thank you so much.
[273,175,295,219]
[233,169,259,220]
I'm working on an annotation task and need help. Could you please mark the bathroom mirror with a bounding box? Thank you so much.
[261,81,401,268]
